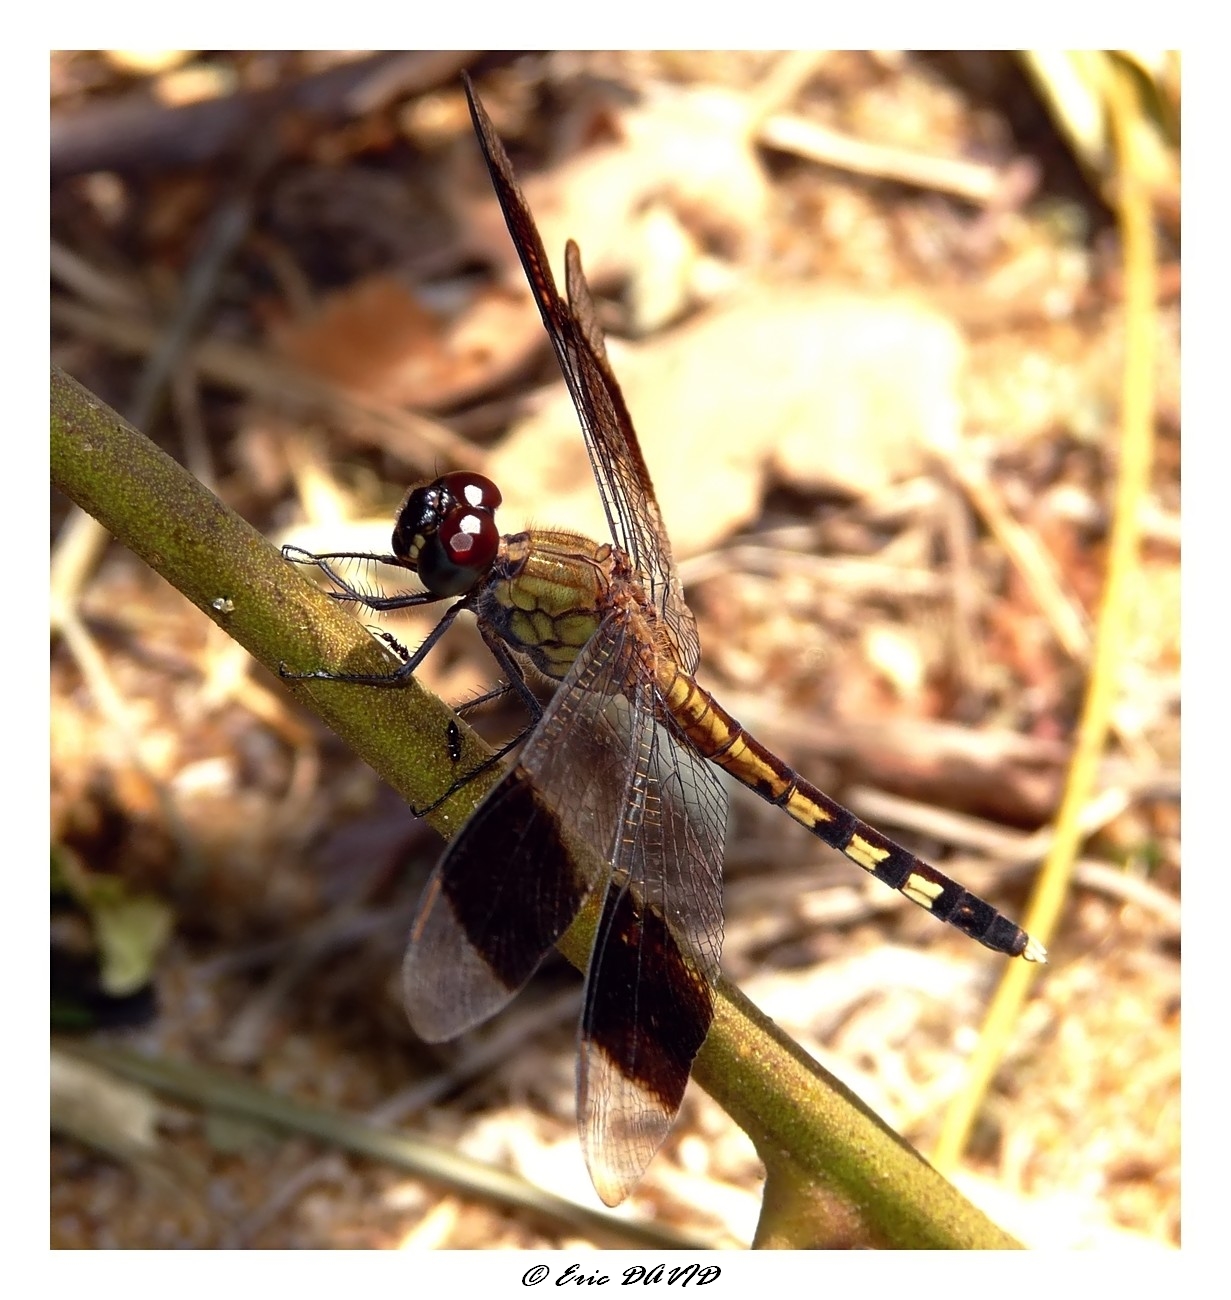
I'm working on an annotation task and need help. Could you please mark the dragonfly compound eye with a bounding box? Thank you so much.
[441,471,502,514]
[393,471,503,596]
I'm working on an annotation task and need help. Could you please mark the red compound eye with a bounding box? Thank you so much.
[438,506,500,572]
[393,471,504,596]
[440,471,502,513]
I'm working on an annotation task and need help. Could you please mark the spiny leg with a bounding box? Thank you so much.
[280,545,544,822]
[409,639,544,818]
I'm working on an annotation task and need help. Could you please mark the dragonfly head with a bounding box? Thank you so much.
[391,471,503,597]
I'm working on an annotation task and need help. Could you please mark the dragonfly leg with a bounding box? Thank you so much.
[282,545,446,615]
[409,726,531,819]
[281,543,547,826]
[477,622,546,722]
[279,590,468,686]
[407,631,545,817]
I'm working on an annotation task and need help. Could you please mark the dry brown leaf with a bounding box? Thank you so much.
[273,275,544,410]
[273,275,449,404]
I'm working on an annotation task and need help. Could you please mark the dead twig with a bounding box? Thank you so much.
[51,51,476,178]
[758,111,1033,209]
[52,297,477,472]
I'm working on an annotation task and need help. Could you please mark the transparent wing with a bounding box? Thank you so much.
[576,679,729,1206]
[560,243,699,669]
[463,77,700,671]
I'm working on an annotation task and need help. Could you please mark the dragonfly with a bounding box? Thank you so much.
[284,74,1046,1207]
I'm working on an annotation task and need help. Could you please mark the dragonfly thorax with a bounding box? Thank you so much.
[391,471,503,597]
[478,529,619,681]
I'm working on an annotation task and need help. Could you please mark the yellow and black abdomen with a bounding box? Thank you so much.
[656,663,1036,959]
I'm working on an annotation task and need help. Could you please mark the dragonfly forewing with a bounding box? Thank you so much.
[403,616,654,1042]
[403,768,589,1042]
[464,79,699,672]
